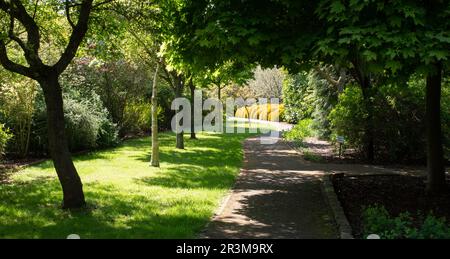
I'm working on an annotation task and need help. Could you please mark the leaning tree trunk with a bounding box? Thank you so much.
[150,63,160,167]
[189,80,197,140]
[40,74,85,209]
[174,76,185,149]
[425,62,446,194]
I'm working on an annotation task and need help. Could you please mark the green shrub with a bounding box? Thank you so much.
[328,79,433,162]
[121,102,152,135]
[28,103,49,155]
[308,70,340,139]
[0,78,37,157]
[328,85,367,151]
[97,119,120,149]
[64,96,103,151]
[284,119,314,142]
[235,104,285,122]
[282,72,313,124]
[30,89,119,154]
[0,123,12,159]
[63,91,120,151]
[410,215,450,239]
[303,150,323,162]
[362,205,450,239]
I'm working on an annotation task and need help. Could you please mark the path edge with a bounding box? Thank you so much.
[196,137,252,239]
[321,174,354,239]
[282,137,354,239]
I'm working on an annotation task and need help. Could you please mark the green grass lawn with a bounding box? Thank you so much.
[0,125,260,238]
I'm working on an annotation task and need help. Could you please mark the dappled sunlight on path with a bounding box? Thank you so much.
[201,133,338,239]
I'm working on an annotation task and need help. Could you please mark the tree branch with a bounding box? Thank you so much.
[32,0,40,19]
[162,66,175,89]
[8,0,41,56]
[0,0,42,68]
[314,65,340,87]
[0,40,34,78]
[93,0,115,9]
[54,0,94,75]
[65,0,75,29]
[8,17,28,51]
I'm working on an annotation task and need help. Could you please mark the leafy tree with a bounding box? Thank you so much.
[61,57,151,135]
[202,61,253,100]
[96,0,174,160]
[308,68,343,138]
[283,66,347,137]
[316,0,450,192]
[158,0,321,72]
[118,0,193,150]
[0,0,102,208]
[282,71,312,124]
[150,61,160,166]
[247,66,284,99]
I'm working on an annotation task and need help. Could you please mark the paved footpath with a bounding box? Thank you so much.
[201,119,436,239]
[201,131,339,239]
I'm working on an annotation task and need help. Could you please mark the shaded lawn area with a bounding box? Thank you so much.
[0,128,256,239]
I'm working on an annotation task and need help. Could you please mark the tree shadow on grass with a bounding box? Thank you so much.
[19,152,117,172]
[133,133,251,167]
[0,131,255,238]
[132,134,250,190]
[0,179,211,238]
[136,165,238,190]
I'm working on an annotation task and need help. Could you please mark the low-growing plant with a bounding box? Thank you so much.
[362,205,450,239]
[122,101,152,135]
[302,150,323,162]
[284,119,315,142]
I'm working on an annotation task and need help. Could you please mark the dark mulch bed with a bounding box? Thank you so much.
[1,157,46,184]
[1,157,44,172]
[332,174,450,238]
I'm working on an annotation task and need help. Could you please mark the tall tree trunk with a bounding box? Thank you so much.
[24,116,32,158]
[217,84,222,100]
[150,63,160,167]
[39,74,85,209]
[426,62,446,194]
[351,58,375,163]
[189,80,197,139]
[176,131,184,149]
[361,78,375,163]
[175,76,185,149]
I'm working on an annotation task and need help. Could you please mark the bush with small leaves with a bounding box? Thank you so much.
[362,205,450,239]
[0,123,12,160]
[283,119,315,142]
[235,104,285,122]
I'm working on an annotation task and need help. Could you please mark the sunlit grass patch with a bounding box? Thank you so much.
[0,129,256,239]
